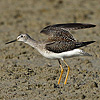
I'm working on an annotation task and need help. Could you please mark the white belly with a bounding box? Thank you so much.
[38,49,87,60]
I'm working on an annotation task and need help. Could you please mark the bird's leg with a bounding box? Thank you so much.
[63,59,70,85]
[58,59,64,84]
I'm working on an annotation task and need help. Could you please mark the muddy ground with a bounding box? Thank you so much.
[0,0,100,100]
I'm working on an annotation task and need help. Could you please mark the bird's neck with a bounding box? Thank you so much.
[25,38,38,49]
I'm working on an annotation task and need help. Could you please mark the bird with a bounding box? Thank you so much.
[6,23,96,85]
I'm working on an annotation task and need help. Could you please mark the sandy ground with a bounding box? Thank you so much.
[0,0,100,100]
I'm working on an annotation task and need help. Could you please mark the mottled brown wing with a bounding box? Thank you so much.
[46,29,76,43]
[40,23,96,35]
[45,30,76,53]
[46,41,76,53]
[41,23,96,53]
[45,41,95,53]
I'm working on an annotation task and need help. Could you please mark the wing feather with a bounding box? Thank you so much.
[46,30,76,43]
[40,23,96,53]
[46,41,76,53]
[40,23,96,35]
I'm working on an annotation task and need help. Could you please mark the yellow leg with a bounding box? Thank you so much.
[63,59,70,85]
[58,60,64,84]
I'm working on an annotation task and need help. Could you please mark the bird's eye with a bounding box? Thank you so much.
[21,35,23,37]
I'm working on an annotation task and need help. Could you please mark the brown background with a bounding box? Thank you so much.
[0,0,100,100]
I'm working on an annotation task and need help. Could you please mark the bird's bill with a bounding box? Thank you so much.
[5,39,17,44]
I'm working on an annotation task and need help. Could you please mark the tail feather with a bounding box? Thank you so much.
[75,41,95,48]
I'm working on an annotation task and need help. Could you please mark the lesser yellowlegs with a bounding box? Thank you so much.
[6,23,96,84]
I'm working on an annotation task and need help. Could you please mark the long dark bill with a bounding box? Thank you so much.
[5,39,17,44]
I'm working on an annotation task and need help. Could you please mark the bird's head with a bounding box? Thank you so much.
[17,34,30,42]
[5,34,30,44]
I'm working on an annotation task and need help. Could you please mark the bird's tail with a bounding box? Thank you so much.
[75,41,95,48]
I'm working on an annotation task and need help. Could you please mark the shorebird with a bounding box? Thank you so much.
[6,23,96,84]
